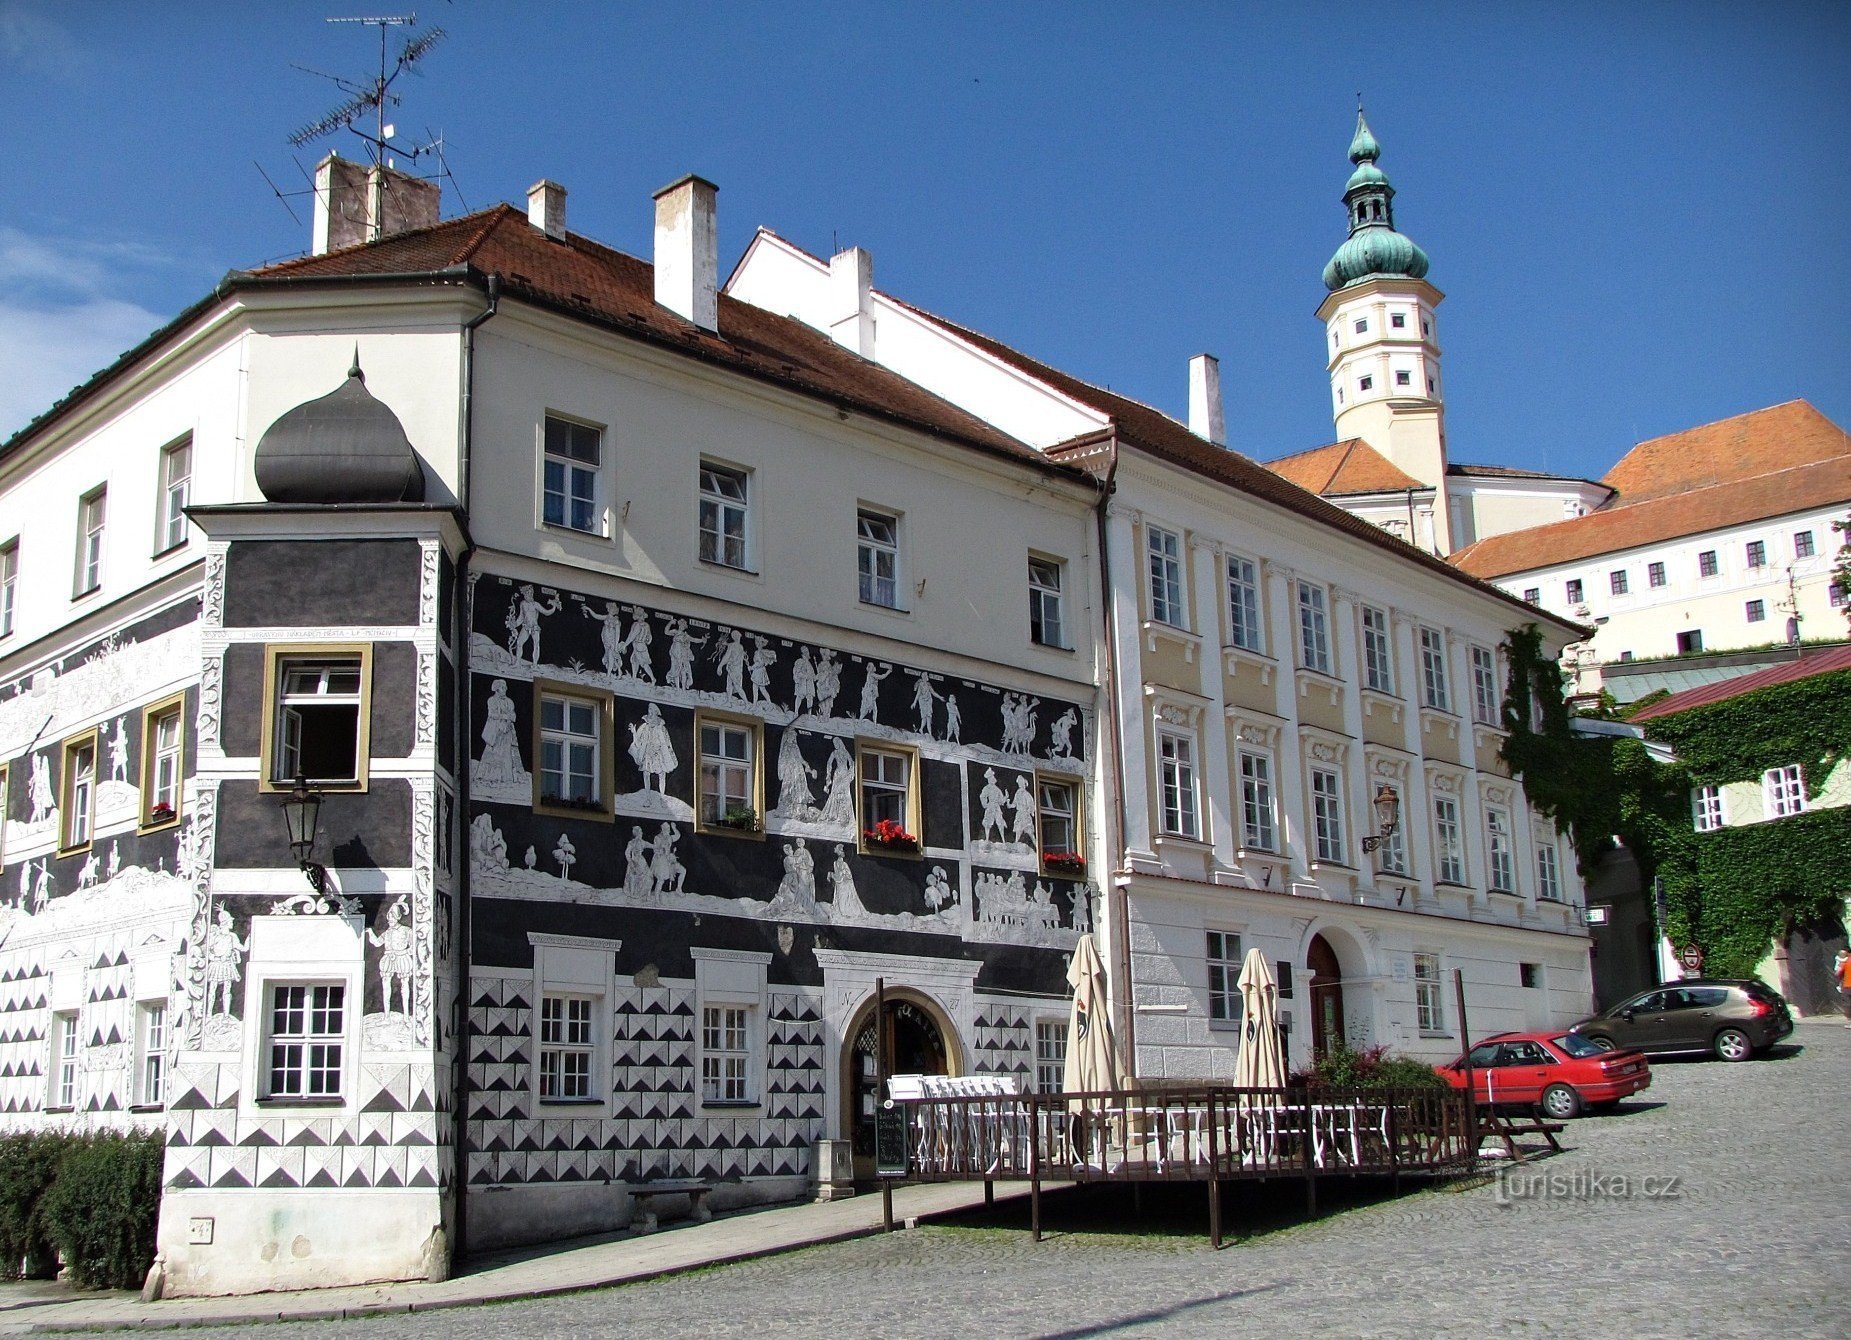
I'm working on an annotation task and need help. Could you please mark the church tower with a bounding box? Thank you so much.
[1315,112,1452,551]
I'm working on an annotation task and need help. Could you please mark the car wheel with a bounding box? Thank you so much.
[1713,1028,1754,1062]
[1585,1035,1616,1053]
[1540,1084,1582,1121]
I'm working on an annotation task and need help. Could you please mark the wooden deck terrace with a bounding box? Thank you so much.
[886,1084,1479,1247]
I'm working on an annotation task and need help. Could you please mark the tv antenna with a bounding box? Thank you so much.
[288,14,446,168]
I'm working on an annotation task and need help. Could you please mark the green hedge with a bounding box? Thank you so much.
[0,1130,164,1289]
[1290,1041,1448,1090]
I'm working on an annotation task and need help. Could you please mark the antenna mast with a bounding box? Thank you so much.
[289,14,447,168]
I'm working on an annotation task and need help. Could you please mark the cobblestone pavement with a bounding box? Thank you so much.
[61,1022,1851,1339]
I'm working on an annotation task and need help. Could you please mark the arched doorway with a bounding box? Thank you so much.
[843,993,954,1178]
[1307,933,1346,1061]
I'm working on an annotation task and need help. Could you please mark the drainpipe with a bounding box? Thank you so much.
[1091,442,1137,1071]
[450,273,498,1263]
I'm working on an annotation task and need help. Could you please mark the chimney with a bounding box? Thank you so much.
[827,247,875,358]
[527,179,567,239]
[312,153,440,256]
[652,174,719,331]
[1189,354,1226,446]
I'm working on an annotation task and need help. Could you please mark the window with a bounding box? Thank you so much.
[1358,375,1374,392]
[1434,796,1466,884]
[1034,1020,1068,1094]
[49,1012,78,1110]
[1036,775,1081,867]
[1522,587,1540,605]
[701,1004,751,1104]
[857,508,901,609]
[1353,318,1368,334]
[1698,550,1719,578]
[141,697,185,828]
[542,415,601,533]
[1834,582,1849,609]
[157,438,191,553]
[74,486,106,596]
[60,732,97,852]
[265,984,345,1099]
[1647,561,1667,588]
[1486,807,1515,892]
[1225,554,1264,652]
[1763,765,1806,819]
[1146,525,1184,627]
[1676,630,1704,654]
[1794,530,1815,559]
[1414,953,1444,1034]
[1207,930,1242,1023]
[1157,730,1200,839]
[0,540,17,638]
[1564,578,1584,605]
[1028,556,1066,648]
[266,650,370,789]
[1391,312,1406,329]
[1394,370,1411,387]
[1691,786,1724,832]
[537,690,604,811]
[1745,599,1766,623]
[857,744,917,846]
[697,461,749,569]
[1610,570,1628,596]
[1421,318,1431,336]
[1470,645,1499,725]
[135,1003,166,1107]
[696,714,759,831]
[1311,767,1345,864]
[539,994,596,1101]
[1519,963,1543,990]
[1361,605,1394,692]
[1536,842,1562,902]
[1237,750,1277,853]
[1745,540,1766,570]
[1375,784,1408,874]
[1296,581,1331,674]
[1419,626,1451,711]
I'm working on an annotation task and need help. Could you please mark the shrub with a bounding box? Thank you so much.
[39,1131,165,1290]
[1290,1040,1446,1091]
[0,1131,76,1280]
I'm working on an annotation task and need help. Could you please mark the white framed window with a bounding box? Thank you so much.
[1434,795,1466,884]
[1763,765,1806,819]
[135,1002,167,1107]
[1361,605,1394,692]
[698,461,750,569]
[1237,750,1277,853]
[857,743,918,848]
[74,486,106,596]
[1158,729,1200,839]
[1036,773,1081,868]
[1034,1020,1068,1095]
[536,689,605,812]
[1486,807,1515,892]
[1414,953,1444,1034]
[1028,555,1067,648]
[1419,627,1451,711]
[1691,784,1725,832]
[0,539,14,637]
[701,1004,751,1104]
[264,648,372,790]
[157,438,192,554]
[539,994,596,1102]
[49,1011,78,1110]
[1536,842,1562,902]
[542,414,602,534]
[265,983,346,1099]
[1146,525,1185,627]
[696,713,760,831]
[60,732,98,852]
[857,508,902,609]
[1470,645,1499,725]
[1311,767,1346,864]
[1226,554,1264,652]
[141,696,185,829]
[1207,930,1242,1024]
[693,948,768,1109]
[1296,581,1331,674]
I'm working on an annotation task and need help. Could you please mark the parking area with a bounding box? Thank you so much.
[39,1021,1851,1339]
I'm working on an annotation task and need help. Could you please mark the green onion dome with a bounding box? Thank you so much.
[1322,111,1431,293]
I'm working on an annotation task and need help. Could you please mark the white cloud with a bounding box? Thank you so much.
[0,295,166,440]
[0,2,85,80]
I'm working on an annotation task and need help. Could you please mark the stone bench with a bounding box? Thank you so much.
[629,1179,715,1233]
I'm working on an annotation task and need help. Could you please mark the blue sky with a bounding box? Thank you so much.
[1,1,1845,481]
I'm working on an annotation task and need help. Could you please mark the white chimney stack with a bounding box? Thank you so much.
[527,179,567,239]
[653,174,719,331]
[312,153,440,256]
[1189,353,1227,446]
[827,247,875,358]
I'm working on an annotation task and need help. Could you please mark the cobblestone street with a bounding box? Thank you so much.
[59,1022,1851,1339]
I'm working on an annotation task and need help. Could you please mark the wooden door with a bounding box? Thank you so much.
[1308,934,1345,1060]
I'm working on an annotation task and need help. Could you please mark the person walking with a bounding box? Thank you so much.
[1835,947,1851,1027]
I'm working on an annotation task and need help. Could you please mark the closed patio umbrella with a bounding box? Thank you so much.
[1062,932,1121,1096]
[1232,948,1286,1091]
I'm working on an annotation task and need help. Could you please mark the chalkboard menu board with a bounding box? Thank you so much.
[875,1103,909,1179]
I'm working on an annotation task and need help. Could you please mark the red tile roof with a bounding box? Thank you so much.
[1266,439,1426,495]
[1602,400,1847,504]
[1628,644,1851,722]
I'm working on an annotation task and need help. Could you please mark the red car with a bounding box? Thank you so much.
[1440,1029,1652,1120]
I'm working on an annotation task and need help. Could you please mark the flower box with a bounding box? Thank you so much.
[541,794,606,814]
[147,803,176,824]
[713,806,760,833]
[863,819,919,853]
[1042,850,1086,875]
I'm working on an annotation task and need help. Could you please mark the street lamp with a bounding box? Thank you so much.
[277,774,327,894]
[1360,782,1401,853]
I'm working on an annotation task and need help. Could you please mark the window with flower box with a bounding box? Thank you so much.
[858,743,919,852]
[1036,773,1083,875]
[141,695,185,830]
[534,686,610,817]
[696,712,761,834]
